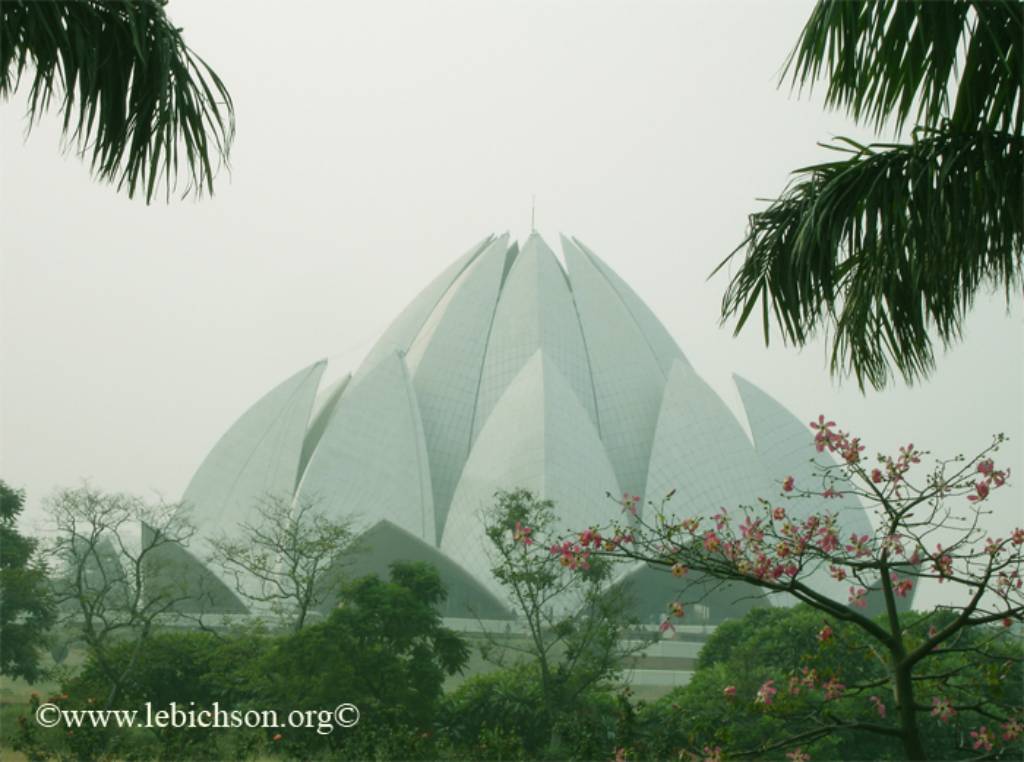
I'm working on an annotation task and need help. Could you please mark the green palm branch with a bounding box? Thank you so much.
[715,0,1022,390]
[1,0,234,203]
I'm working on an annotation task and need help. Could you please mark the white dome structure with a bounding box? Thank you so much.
[180,232,884,621]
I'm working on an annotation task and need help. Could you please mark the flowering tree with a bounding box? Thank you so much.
[628,604,1020,761]
[566,420,1023,760]
[480,489,649,756]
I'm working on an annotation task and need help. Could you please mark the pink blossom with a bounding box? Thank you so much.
[821,487,843,499]
[970,726,993,752]
[723,685,736,699]
[1012,528,1024,546]
[823,676,845,700]
[772,506,786,520]
[513,521,533,546]
[810,414,834,431]
[817,625,833,642]
[679,517,700,533]
[621,493,640,516]
[670,601,685,618]
[755,679,777,706]
[785,749,810,762]
[828,565,847,582]
[782,476,795,492]
[899,443,920,465]
[845,534,870,557]
[701,746,722,762]
[671,562,688,578]
[933,546,953,578]
[810,415,836,453]
[870,468,883,483]
[702,530,722,553]
[1002,717,1023,741]
[978,459,995,476]
[889,573,913,598]
[931,696,956,723]
[883,534,905,555]
[842,438,864,464]
[788,675,801,695]
[740,516,764,543]
[819,530,840,554]
[659,619,676,636]
[848,587,867,608]
[869,695,886,718]
[800,667,818,688]
[968,480,990,502]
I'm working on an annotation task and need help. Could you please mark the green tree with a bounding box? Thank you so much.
[61,631,244,761]
[255,562,469,755]
[0,481,55,682]
[716,1,1022,389]
[1,0,234,203]
[442,663,622,760]
[479,489,647,756]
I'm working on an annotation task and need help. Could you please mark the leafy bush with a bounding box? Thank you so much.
[442,664,621,760]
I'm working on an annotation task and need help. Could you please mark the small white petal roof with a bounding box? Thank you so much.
[645,360,773,520]
[183,359,325,539]
[296,351,434,543]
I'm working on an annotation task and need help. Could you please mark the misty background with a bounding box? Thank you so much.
[2,0,1020,609]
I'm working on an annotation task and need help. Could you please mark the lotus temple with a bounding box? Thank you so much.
[174,232,895,624]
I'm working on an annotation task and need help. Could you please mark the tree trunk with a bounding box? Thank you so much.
[894,664,927,760]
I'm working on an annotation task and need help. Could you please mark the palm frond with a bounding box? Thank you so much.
[0,0,234,203]
[785,0,1022,134]
[715,129,1023,390]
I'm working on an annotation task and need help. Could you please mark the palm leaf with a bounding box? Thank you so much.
[0,0,234,203]
[785,1,1022,134]
[716,129,1023,390]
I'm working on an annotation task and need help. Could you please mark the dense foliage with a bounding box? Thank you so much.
[0,481,55,683]
[8,562,471,761]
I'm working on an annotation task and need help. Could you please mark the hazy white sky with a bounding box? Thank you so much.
[2,1,1021,607]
